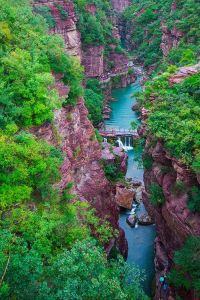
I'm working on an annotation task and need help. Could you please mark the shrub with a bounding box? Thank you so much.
[34,5,56,28]
[54,3,68,20]
[143,153,153,170]
[103,163,124,182]
[187,186,200,212]
[149,183,165,206]
[169,236,200,295]
[171,180,186,196]
[85,79,104,126]
[0,132,63,208]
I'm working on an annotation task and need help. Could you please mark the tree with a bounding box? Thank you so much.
[169,236,200,295]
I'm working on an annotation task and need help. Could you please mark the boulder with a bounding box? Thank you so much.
[115,184,135,209]
[138,213,154,225]
[126,214,137,227]
[135,185,144,203]
[132,103,140,111]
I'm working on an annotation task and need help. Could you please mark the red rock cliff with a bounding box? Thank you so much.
[111,0,131,12]
[141,68,200,299]
[34,0,81,57]
[33,0,127,255]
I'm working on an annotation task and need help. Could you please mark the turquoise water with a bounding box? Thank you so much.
[105,79,141,131]
[105,80,156,297]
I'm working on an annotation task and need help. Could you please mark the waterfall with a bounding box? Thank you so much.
[117,137,124,148]
[103,138,108,143]
[117,136,133,151]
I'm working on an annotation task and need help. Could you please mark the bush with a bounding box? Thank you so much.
[171,180,186,196]
[85,79,104,126]
[187,186,200,212]
[143,153,153,170]
[33,5,56,28]
[0,132,63,208]
[0,0,83,129]
[103,163,124,182]
[149,183,165,206]
[169,236,200,295]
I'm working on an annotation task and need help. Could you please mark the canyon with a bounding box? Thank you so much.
[33,0,199,299]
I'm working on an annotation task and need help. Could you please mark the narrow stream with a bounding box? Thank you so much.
[105,79,156,297]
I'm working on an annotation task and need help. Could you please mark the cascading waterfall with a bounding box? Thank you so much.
[117,136,133,151]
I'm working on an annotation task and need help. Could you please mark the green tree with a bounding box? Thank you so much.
[169,236,200,295]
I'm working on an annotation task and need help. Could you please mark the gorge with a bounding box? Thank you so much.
[0,0,199,299]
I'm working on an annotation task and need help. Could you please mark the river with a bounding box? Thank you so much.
[105,79,156,297]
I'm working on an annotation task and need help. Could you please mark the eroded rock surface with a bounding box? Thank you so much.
[115,184,135,209]
[142,138,200,300]
[34,0,82,57]
[111,0,131,12]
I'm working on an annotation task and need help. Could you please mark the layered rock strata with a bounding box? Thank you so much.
[34,0,81,57]
[140,68,200,300]
[111,0,131,13]
[33,0,128,256]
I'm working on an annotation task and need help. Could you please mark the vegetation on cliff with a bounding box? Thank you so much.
[137,68,200,212]
[123,0,200,69]
[84,79,104,126]
[74,0,117,47]
[169,236,200,295]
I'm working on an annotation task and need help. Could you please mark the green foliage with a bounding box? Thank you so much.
[0,205,148,299]
[143,153,154,170]
[169,236,200,295]
[54,3,68,20]
[74,0,118,47]
[0,131,63,208]
[103,163,124,182]
[0,1,149,299]
[33,5,56,28]
[149,183,165,206]
[122,0,200,68]
[138,72,200,191]
[95,129,103,143]
[73,145,81,158]
[187,186,200,212]
[85,79,104,126]
[47,240,148,300]
[0,0,83,129]
[112,74,123,86]
[128,68,135,75]
[171,180,186,196]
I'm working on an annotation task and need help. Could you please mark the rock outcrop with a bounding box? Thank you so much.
[160,23,184,57]
[111,0,131,12]
[101,142,128,173]
[115,184,135,209]
[169,63,200,85]
[141,137,200,299]
[82,46,104,78]
[34,0,81,57]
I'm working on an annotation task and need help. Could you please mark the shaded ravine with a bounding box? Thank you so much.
[105,80,156,297]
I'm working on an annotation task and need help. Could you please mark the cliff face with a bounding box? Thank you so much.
[32,95,127,256]
[34,0,81,57]
[160,23,184,57]
[111,0,131,12]
[82,46,104,77]
[143,140,200,300]
[33,0,127,255]
[140,68,200,300]
[80,1,136,88]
